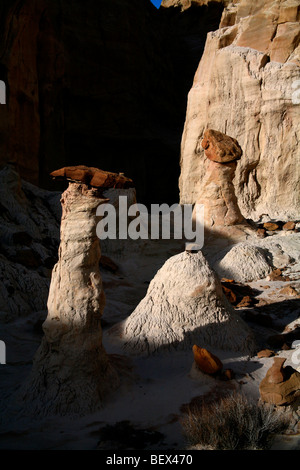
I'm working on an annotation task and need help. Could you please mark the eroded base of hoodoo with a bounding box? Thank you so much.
[108,250,256,356]
[18,337,120,417]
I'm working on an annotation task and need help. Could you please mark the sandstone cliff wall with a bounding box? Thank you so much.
[179,0,300,222]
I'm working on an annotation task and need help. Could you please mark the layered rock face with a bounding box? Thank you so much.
[20,173,130,415]
[179,0,300,222]
[109,250,256,355]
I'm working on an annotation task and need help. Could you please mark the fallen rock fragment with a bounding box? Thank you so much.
[259,357,300,406]
[268,328,300,349]
[257,228,266,238]
[236,295,253,308]
[257,349,275,358]
[222,285,237,304]
[192,345,223,375]
[263,222,279,231]
[283,222,296,231]
[279,285,299,296]
[265,357,286,384]
[267,268,290,282]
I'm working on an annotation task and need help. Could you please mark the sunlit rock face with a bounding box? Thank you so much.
[179,0,300,222]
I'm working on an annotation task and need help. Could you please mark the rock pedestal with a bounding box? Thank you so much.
[19,170,133,415]
[193,129,249,234]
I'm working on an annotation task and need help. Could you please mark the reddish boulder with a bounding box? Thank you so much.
[192,345,223,375]
[263,222,279,231]
[201,129,242,163]
[259,357,300,406]
[283,221,296,231]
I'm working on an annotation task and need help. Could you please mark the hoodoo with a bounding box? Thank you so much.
[20,167,133,415]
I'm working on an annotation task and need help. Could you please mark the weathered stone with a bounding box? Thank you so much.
[257,349,275,358]
[270,22,300,63]
[283,221,296,231]
[192,345,223,375]
[51,166,134,189]
[265,357,286,384]
[214,244,272,282]
[19,181,120,415]
[263,222,279,231]
[201,129,242,163]
[221,285,237,304]
[109,250,256,355]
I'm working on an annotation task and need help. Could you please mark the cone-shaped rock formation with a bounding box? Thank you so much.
[109,250,256,355]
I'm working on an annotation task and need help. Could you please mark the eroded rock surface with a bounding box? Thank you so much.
[109,250,256,355]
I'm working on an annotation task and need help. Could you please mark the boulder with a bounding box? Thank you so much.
[283,221,296,231]
[18,169,134,415]
[201,129,242,163]
[259,357,300,406]
[192,345,223,375]
[263,222,279,232]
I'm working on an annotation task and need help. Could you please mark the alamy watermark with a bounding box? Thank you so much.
[0,340,6,364]
[96,197,204,250]
[0,80,6,104]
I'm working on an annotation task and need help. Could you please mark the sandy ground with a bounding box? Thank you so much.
[0,234,299,450]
